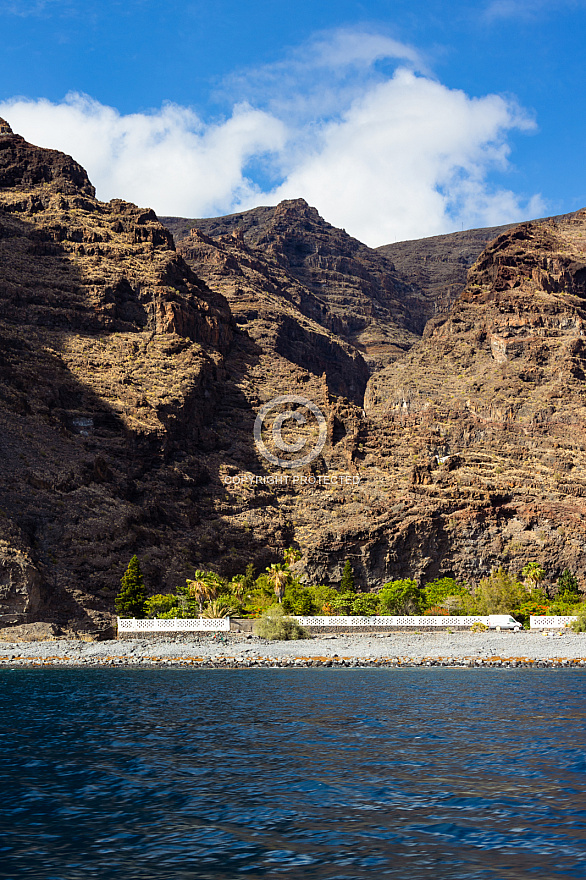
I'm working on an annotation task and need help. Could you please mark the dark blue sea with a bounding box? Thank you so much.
[1,669,585,879]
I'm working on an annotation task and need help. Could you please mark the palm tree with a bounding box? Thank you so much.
[202,599,236,619]
[522,562,545,594]
[186,570,218,615]
[230,575,245,601]
[268,563,290,604]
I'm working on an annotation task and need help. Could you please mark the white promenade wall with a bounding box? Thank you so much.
[117,617,230,633]
[293,615,489,628]
[530,616,577,629]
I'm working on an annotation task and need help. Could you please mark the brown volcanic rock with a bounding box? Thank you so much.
[377,224,516,314]
[0,122,95,196]
[183,209,586,592]
[165,199,438,370]
[354,211,586,585]
[176,225,369,404]
[3,118,586,618]
[0,121,241,628]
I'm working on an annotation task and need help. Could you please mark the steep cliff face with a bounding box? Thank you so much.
[377,223,516,314]
[165,199,441,371]
[2,116,586,627]
[176,225,369,405]
[355,212,586,585]
[0,119,239,630]
[166,199,586,591]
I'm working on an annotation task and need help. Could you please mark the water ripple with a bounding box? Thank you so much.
[0,668,585,879]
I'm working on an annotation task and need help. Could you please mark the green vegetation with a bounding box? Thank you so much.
[422,577,469,613]
[571,606,586,632]
[253,605,309,640]
[144,593,179,618]
[202,599,236,618]
[340,559,355,591]
[115,555,147,618]
[379,579,422,614]
[474,568,528,615]
[267,563,290,603]
[133,552,585,626]
[521,562,546,592]
[186,570,219,614]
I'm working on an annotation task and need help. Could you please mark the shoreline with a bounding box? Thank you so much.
[1,630,586,668]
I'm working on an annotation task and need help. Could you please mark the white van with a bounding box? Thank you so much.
[487,615,522,632]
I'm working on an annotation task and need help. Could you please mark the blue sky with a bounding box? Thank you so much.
[1,0,585,245]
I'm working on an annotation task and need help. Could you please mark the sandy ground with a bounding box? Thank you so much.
[1,630,586,666]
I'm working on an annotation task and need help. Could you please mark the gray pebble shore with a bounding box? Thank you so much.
[1,630,586,668]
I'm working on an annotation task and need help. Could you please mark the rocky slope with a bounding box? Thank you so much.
[165,202,586,593]
[2,117,586,633]
[0,118,238,630]
[377,224,516,313]
[164,200,438,371]
[357,214,586,585]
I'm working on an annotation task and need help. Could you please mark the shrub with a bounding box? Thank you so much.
[330,591,358,615]
[515,599,550,627]
[202,599,236,618]
[242,563,256,591]
[253,605,309,640]
[351,593,379,616]
[471,622,488,633]
[310,584,338,613]
[378,579,423,614]
[547,597,582,616]
[557,568,579,596]
[115,555,147,618]
[473,568,529,615]
[144,593,179,618]
[422,577,469,612]
[556,569,582,607]
[282,584,316,616]
[571,605,586,632]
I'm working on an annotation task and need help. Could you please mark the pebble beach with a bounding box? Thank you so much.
[1,630,586,668]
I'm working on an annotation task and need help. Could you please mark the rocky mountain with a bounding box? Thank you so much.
[164,203,586,593]
[377,224,516,312]
[163,209,516,370]
[2,117,586,634]
[165,200,441,372]
[0,118,238,632]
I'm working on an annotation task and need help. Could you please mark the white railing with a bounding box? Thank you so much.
[117,617,231,632]
[530,616,577,629]
[293,615,489,627]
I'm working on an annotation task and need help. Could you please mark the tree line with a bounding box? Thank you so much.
[114,555,586,629]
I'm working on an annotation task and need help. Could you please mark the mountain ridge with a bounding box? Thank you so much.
[2,119,586,633]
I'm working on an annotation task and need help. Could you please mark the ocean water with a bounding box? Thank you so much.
[1,669,585,880]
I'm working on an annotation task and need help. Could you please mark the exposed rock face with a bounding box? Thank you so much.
[377,224,517,314]
[2,118,586,624]
[165,202,586,592]
[358,213,586,586]
[165,199,443,371]
[0,123,95,195]
[0,122,238,629]
[0,524,43,624]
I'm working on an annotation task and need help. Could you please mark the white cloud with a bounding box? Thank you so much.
[483,0,584,21]
[0,29,543,245]
[0,93,286,216]
[220,27,427,125]
[251,68,542,245]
